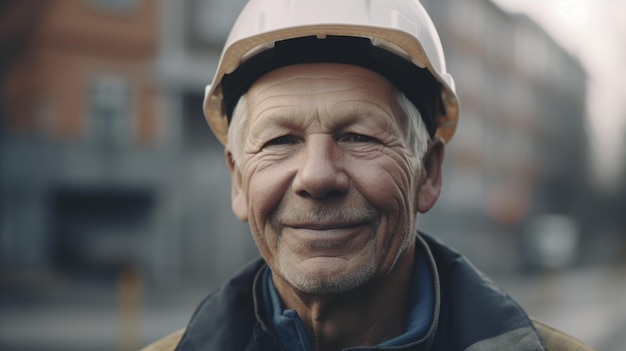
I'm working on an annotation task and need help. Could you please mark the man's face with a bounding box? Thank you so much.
[227,63,438,295]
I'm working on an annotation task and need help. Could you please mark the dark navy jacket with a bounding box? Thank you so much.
[173,233,546,351]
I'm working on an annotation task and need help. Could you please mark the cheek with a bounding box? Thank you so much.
[240,163,290,266]
[349,155,418,254]
[352,155,417,212]
[243,161,293,237]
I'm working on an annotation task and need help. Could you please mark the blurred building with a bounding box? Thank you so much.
[0,0,590,289]
[0,0,257,288]
[420,0,589,272]
[156,0,256,285]
[1,0,175,284]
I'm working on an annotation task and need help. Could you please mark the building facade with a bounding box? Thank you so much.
[421,0,588,272]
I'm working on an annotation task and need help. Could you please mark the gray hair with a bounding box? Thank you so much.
[226,91,430,165]
[396,91,430,161]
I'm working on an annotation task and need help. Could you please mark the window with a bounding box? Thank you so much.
[88,74,132,148]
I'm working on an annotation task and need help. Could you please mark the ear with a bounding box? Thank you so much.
[226,150,248,221]
[417,138,445,213]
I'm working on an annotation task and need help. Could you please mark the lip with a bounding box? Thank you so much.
[283,222,372,242]
[289,222,363,230]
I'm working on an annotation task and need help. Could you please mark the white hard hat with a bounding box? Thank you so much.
[203,0,459,144]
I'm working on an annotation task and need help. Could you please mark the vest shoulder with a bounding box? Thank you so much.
[139,329,185,351]
[532,318,595,351]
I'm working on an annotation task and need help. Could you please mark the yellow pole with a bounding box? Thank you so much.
[118,267,143,351]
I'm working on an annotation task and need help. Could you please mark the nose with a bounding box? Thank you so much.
[292,135,349,199]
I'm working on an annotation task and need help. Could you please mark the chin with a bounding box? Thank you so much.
[278,256,377,295]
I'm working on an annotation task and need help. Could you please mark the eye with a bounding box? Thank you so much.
[263,135,298,148]
[342,133,378,143]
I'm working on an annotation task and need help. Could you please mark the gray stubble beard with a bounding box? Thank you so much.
[276,237,378,295]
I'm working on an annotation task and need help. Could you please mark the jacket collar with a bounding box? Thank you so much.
[175,233,544,351]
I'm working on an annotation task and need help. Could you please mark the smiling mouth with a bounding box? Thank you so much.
[270,201,380,237]
[290,222,364,230]
[282,222,374,244]
[279,223,373,255]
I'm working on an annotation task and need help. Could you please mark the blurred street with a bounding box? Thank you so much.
[0,269,209,351]
[496,264,626,351]
[1,263,625,351]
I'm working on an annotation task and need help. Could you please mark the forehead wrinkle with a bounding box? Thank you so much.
[250,104,301,129]
[250,89,382,128]
[327,98,394,116]
[326,93,401,125]
[253,84,389,111]
[253,80,362,100]
[247,64,402,135]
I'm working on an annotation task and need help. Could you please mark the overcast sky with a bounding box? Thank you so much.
[491,0,626,192]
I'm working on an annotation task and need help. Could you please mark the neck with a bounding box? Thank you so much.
[273,243,416,351]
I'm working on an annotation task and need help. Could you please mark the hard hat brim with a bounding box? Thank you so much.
[204,24,459,144]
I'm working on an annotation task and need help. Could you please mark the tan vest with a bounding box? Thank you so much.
[139,318,595,351]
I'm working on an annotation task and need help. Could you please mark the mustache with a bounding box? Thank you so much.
[270,201,379,228]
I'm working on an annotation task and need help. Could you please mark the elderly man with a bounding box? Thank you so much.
[143,0,593,350]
